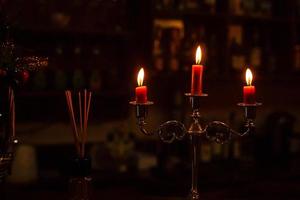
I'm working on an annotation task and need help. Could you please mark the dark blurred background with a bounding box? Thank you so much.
[1,0,300,199]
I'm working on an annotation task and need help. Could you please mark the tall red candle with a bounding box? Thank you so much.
[135,68,147,103]
[243,68,256,104]
[191,46,204,95]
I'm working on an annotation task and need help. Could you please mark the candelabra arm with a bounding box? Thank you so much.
[137,117,155,136]
[137,117,187,143]
[230,119,255,136]
[204,119,255,144]
[130,102,187,143]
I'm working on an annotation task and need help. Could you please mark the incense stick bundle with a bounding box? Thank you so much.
[0,87,16,152]
[9,87,15,139]
[65,89,92,158]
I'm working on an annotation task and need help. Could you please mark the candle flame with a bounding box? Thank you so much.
[137,68,144,86]
[195,45,202,64]
[246,68,253,86]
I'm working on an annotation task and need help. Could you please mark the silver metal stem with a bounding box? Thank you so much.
[188,110,202,200]
[190,134,199,200]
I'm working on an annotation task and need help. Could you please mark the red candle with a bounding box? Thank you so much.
[191,46,204,95]
[243,68,256,104]
[135,68,147,103]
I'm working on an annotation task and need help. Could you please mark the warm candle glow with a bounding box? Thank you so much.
[246,68,253,86]
[195,46,202,64]
[137,68,144,86]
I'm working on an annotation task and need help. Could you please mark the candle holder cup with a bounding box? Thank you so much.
[130,92,261,200]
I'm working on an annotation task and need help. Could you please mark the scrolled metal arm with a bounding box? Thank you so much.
[205,120,255,144]
[137,117,187,143]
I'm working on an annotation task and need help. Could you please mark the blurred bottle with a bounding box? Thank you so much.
[33,71,47,90]
[264,36,276,72]
[153,27,163,56]
[153,27,165,72]
[73,69,85,90]
[54,69,67,90]
[200,141,212,163]
[229,0,243,15]
[230,38,246,71]
[222,143,230,160]
[207,34,219,75]
[204,0,216,14]
[169,28,182,72]
[154,56,165,72]
[184,0,199,10]
[106,129,135,173]
[89,69,102,92]
[297,0,300,17]
[68,158,92,200]
[259,0,272,16]
[212,143,223,161]
[294,44,300,71]
[171,89,183,120]
[242,0,255,15]
[228,25,245,71]
[156,0,175,11]
[249,30,262,70]
[183,31,198,65]
[233,139,241,159]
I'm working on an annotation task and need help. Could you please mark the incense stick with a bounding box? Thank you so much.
[78,92,83,137]
[82,90,87,158]
[8,87,15,138]
[65,91,80,156]
[65,90,92,158]
[11,90,15,138]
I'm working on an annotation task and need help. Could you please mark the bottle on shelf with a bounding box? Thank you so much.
[242,0,255,16]
[259,0,272,16]
[249,30,262,70]
[228,25,245,71]
[182,31,198,68]
[212,142,223,161]
[264,35,276,72]
[154,55,165,72]
[230,38,246,71]
[89,69,102,92]
[153,27,165,72]
[73,69,85,90]
[156,0,175,11]
[184,0,199,10]
[207,34,219,75]
[200,141,212,163]
[297,0,300,17]
[54,69,67,90]
[294,44,300,71]
[204,0,216,14]
[33,71,47,90]
[169,28,182,72]
[229,0,243,15]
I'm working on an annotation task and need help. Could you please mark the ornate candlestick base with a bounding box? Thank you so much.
[0,153,14,183]
[0,138,18,183]
[130,93,261,200]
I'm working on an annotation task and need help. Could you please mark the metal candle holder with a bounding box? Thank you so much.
[0,138,18,183]
[130,92,261,200]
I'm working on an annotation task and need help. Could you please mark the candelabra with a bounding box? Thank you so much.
[0,23,47,184]
[130,92,261,200]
